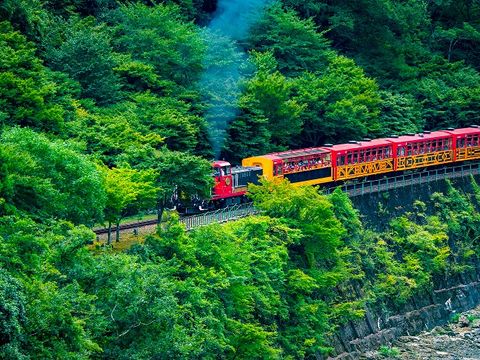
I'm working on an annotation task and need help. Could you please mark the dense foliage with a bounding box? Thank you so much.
[2,0,480,359]
[2,0,480,162]
[2,177,480,359]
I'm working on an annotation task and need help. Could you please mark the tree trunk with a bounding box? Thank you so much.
[157,203,164,225]
[115,221,120,242]
[157,195,167,225]
[107,221,112,245]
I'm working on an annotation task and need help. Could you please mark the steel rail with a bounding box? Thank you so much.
[93,161,480,235]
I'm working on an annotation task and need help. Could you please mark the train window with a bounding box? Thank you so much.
[213,167,221,177]
[275,165,282,176]
[222,166,231,175]
[398,146,405,156]
[376,148,382,160]
[338,155,345,166]
[353,151,359,163]
[457,138,465,148]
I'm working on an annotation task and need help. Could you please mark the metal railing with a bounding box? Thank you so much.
[180,202,258,231]
[182,163,480,230]
[325,162,480,197]
[96,162,480,237]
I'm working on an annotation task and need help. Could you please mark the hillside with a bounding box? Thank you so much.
[1,1,480,359]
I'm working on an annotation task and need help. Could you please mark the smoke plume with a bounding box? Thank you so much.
[201,0,272,159]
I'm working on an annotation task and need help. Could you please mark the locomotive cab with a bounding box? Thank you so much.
[212,161,233,200]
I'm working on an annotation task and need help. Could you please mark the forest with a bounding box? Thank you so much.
[1,0,480,358]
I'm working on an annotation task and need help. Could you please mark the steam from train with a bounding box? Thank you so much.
[200,0,272,159]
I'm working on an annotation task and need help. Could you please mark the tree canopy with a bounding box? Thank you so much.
[1,1,480,359]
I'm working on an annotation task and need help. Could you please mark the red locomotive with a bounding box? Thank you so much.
[211,126,480,206]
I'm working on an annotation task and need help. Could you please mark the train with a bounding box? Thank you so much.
[210,126,480,207]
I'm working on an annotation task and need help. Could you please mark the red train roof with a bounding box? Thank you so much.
[444,127,480,136]
[326,138,393,152]
[213,160,231,167]
[385,130,452,144]
[243,127,479,161]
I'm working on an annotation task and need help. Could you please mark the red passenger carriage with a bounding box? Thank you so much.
[210,126,480,206]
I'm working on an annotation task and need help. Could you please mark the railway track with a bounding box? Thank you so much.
[93,161,480,236]
[93,218,158,235]
[93,203,257,235]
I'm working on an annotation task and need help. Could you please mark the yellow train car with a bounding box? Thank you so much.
[242,148,333,186]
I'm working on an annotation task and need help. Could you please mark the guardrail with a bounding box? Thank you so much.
[326,162,480,197]
[180,202,258,231]
[95,162,480,237]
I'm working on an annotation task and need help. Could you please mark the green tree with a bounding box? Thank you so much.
[249,179,345,268]
[112,3,204,90]
[294,55,381,146]
[403,59,480,129]
[243,51,304,147]
[247,4,332,77]
[103,167,157,244]
[131,149,213,224]
[128,92,205,153]
[0,270,26,360]
[429,0,480,67]
[377,90,423,136]
[223,51,304,161]
[0,127,106,225]
[70,102,164,167]
[0,217,101,359]
[44,17,121,105]
[0,21,65,132]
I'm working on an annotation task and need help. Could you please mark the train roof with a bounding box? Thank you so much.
[242,127,480,162]
[444,127,480,136]
[384,130,452,143]
[262,147,329,160]
[231,165,262,174]
[212,160,231,167]
[325,138,392,152]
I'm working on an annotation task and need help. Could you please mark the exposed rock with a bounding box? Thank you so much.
[363,306,480,359]
[458,315,470,327]
[327,278,480,359]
